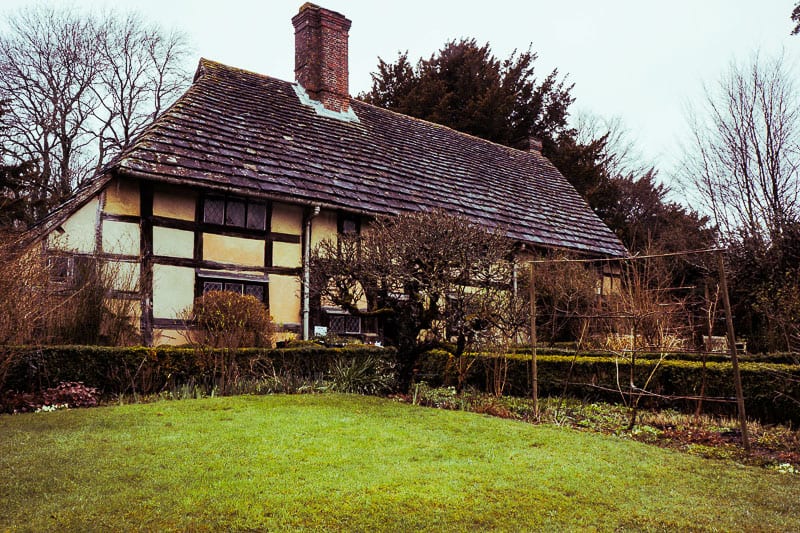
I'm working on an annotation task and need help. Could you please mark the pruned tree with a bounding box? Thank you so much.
[310,210,524,388]
[0,4,191,222]
[600,255,692,429]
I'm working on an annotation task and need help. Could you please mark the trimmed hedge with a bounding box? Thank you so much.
[1,344,395,399]
[416,350,800,425]
[510,346,800,365]
[3,343,797,424]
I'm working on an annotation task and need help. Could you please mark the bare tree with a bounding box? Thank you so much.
[573,111,647,179]
[92,11,191,169]
[681,53,800,243]
[600,255,692,429]
[0,5,101,216]
[0,5,191,221]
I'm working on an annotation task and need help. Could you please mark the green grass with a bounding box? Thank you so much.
[1,394,798,532]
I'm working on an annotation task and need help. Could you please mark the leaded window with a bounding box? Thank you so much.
[203,281,223,293]
[200,276,267,304]
[203,197,225,225]
[329,314,361,334]
[246,202,267,230]
[226,200,246,226]
[203,196,268,231]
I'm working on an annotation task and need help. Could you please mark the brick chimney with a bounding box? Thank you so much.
[292,3,352,113]
[527,136,543,153]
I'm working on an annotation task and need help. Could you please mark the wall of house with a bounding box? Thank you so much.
[42,180,144,344]
[45,179,367,345]
[48,196,99,253]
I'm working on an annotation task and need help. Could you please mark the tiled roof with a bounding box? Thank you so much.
[109,58,627,257]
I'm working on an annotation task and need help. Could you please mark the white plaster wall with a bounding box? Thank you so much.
[311,209,338,249]
[154,329,192,346]
[153,187,196,221]
[272,241,301,268]
[105,260,140,291]
[48,197,99,253]
[104,178,140,216]
[153,227,194,258]
[102,220,140,256]
[271,202,303,234]
[152,264,195,319]
[269,274,301,325]
[203,233,264,267]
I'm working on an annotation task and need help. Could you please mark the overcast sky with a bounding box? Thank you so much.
[2,1,798,191]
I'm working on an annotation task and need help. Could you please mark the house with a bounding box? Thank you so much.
[31,3,626,346]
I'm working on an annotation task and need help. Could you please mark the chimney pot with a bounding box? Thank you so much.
[527,136,543,153]
[292,3,352,113]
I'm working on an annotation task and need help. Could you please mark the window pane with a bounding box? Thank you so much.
[224,282,244,294]
[247,202,267,230]
[47,256,71,283]
[203,281,223,293]
[341,218,358,234]
[204,197,225,224]
[329,315,346,333]
[226,199,246,227]
[244,284,264,302]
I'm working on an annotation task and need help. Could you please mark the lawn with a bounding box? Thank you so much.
[1,394,798,532]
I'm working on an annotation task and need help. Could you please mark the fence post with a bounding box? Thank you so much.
[717,250,750,453]
[529,261,538,418]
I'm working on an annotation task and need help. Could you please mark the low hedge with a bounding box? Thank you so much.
[3,343,797,424]
[510,346,800,365]
[416,350,800,425]
[1,344,394,399]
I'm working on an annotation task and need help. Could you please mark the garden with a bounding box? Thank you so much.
[2,394,799,532]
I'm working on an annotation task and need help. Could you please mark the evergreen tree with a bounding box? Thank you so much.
[0,101,40,229]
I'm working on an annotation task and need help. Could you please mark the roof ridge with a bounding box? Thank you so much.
[197,57,296,87]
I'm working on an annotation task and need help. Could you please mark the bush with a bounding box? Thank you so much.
[327,355,396,395]
[1,381,99,413]
[189,291,275,348]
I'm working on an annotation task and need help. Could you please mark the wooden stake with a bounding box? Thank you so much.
[717,250,750,453]
[529,261,538,418]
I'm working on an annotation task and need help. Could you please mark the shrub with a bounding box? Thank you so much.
[189,291,275,348]
[1,381,99,413]
[42,381,99,408]
[327,355,396,395]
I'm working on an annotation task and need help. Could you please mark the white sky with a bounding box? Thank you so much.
[2,1,798,191]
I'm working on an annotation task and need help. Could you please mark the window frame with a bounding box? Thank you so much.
[337,213,361,236]
[203,195,268,231]
[197,273,269,305]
